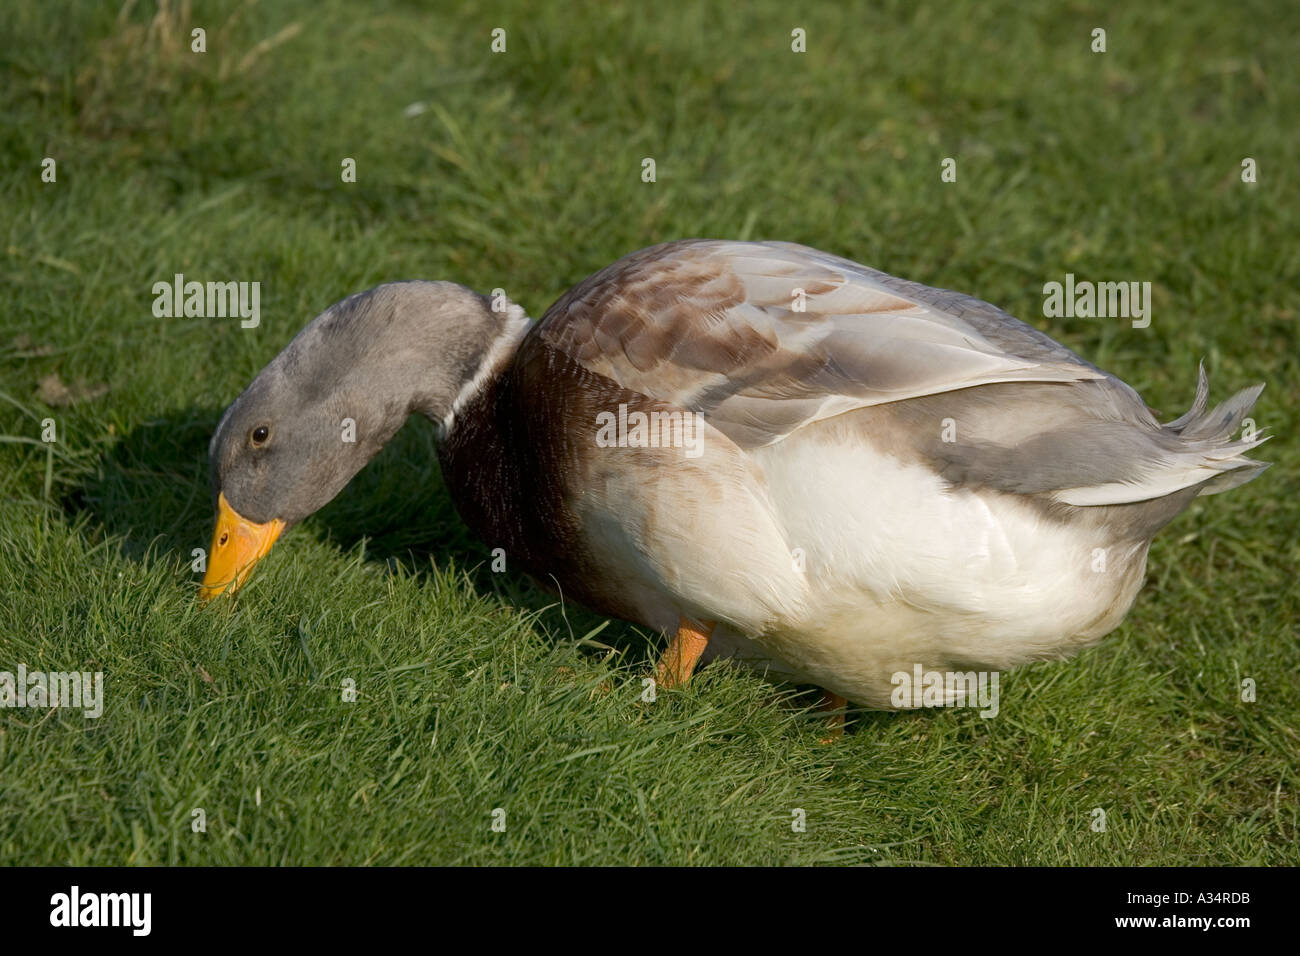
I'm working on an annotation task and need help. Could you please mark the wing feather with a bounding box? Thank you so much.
[533,239,1113,448]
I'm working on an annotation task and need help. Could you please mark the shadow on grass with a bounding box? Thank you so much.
[60,404,219,562]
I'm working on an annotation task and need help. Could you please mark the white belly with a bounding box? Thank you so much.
[721,435,1149,705]
[575,419,1148,708]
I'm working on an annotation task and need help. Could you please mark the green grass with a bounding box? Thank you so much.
[1,0,1297,865]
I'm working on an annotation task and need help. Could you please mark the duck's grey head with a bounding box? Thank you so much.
[200,280,529,600]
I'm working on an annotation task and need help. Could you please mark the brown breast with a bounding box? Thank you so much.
[437,334,663,623]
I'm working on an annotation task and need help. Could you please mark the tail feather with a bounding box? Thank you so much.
[1194,457,1270,496]
[1165,361,1210,433]
[1160,365,1269,497]
[1053,365,1268,506]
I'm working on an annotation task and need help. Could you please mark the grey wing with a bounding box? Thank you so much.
[535,239,1124,449]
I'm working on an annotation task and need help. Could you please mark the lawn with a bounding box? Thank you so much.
[1,0,1296,865]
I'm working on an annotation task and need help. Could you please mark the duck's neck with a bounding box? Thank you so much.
[288,280,531,443]
[428,297,531,438]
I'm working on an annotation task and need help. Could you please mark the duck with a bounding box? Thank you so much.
[200,239,1268,717]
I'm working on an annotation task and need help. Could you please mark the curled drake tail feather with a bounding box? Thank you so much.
[1054,363,1269,506]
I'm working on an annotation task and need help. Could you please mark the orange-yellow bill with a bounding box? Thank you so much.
[199,492,284,602]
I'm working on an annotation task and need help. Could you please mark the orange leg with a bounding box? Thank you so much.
[818,690,847,743]
[655,617,715,689]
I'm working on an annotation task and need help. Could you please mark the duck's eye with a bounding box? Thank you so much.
[251,425,270,447]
